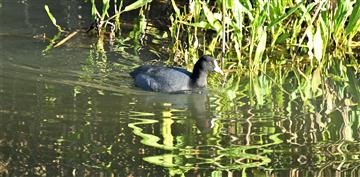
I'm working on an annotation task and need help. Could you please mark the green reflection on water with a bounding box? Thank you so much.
[128,117,175,151]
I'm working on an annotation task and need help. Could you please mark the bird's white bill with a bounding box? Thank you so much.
[213,60,224,75]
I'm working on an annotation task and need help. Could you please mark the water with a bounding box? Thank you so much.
[1,0,360,176]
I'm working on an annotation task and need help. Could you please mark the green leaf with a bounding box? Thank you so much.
[229,0,253,21]
[254,27,267,67]
[202,2,222,32]
[44,5,62,32]
[101,0,110,19]
[91,0,98,17]
[268,2,303,28]
[311,67,321,93]
[122,0,152,13]
[314,24,323,63]
[333,0,353,37]
[345,0,360,37]
[170,0,180,16]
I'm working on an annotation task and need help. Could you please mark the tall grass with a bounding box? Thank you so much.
[169,0,359,67]
[44,0,360,105]
[166,0,359,105]
[88,0,151,35]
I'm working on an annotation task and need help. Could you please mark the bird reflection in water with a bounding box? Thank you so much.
[132,91,217,134]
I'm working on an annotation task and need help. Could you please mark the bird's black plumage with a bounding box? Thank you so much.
[130,55,223,92]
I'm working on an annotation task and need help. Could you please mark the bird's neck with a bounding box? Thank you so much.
[191,70,208,88]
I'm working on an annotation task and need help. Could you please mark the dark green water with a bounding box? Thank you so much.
[1,1,360,177]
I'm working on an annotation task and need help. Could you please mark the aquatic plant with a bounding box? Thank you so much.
[43,0,359,105]
[166,0,359,106]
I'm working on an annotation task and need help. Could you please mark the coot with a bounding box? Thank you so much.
[130,55,224,92]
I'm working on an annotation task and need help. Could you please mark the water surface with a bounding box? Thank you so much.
[1,1,360,177]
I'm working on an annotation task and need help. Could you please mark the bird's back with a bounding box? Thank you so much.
[130,65,192,92]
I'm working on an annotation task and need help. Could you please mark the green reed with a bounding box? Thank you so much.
[43,0,359,106]
[89,0,151,36]
[169,0,359,66]
[45,0,152,44]
[44,5,63,32]
[166,0,359,105]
